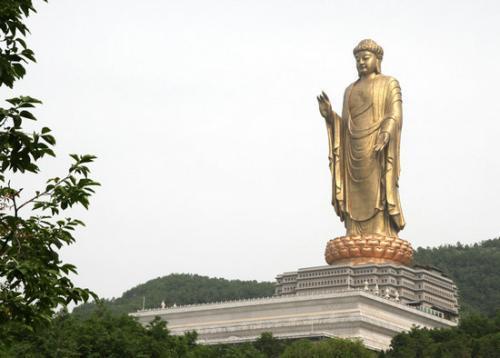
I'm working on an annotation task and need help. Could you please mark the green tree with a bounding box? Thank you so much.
[254,332,284,357]
[280,339,314,358]
[0,307,271,358]
[385,312,500,358]
[473,332,500,358]
[217,343,266,358]
[281,338,375,358]
[413,238,500,316]
[0,0,99,326]
[314,338,375,357]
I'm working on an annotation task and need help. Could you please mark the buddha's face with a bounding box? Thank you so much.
[355,50,378,76]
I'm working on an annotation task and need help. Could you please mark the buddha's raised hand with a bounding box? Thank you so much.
[317,91,333,121]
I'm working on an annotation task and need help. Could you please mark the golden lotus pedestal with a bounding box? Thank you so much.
[324,235,414,266]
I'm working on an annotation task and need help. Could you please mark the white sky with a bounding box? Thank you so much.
[6,0,500,299]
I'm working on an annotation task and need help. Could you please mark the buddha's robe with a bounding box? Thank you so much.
[326,74,405,237]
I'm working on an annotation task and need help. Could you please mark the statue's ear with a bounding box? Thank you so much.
[376,59,382,74]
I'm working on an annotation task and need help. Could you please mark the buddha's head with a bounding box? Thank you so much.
[353,39,383,77]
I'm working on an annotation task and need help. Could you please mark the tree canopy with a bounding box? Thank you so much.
[413,238,500,316]
[0,307,378,357]
[0,0,99,326]
[383,311,500,358]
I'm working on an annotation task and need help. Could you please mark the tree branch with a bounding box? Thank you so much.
[16,173,71,212]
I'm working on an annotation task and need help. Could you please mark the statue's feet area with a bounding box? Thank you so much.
[325,235,413,266]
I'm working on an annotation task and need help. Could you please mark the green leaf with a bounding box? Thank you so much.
[41,134,55,145]
[15,38,27,49]
[13,115,22,127]
[21,49,36,62]
[12,63,26,78]
[19,110,36,120]
[6,98,21,106]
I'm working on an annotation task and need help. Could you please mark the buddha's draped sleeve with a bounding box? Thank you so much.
[382,77,405,230]
[326,109,344,221]
[381,78,402,139]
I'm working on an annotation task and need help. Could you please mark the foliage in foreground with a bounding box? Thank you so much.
[383,311,500,358]
[0,0,99,326]
[0,307,375,357]
[281,338,375,358]
[2,308,499,357]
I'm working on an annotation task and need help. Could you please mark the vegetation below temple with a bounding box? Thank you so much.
[73,238,500,318]
[1,308,499,357]
[0,309,377,357]
[382,312,500,358]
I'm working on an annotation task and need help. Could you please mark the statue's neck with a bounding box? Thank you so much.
[359,72,378,81]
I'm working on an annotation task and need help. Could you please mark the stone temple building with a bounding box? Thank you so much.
[132,189,460,351]
[275,263,459,321]
[132,258,459,351]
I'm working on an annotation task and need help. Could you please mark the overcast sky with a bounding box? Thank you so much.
[7,0,500,300]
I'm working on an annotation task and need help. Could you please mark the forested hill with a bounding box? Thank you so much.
[413,237,500,316]
[73,238,500,318]
[72,274,275,318]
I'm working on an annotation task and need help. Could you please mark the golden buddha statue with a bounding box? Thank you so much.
[317,39,413,266]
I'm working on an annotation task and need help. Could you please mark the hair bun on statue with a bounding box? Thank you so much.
[353,39,384,60]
